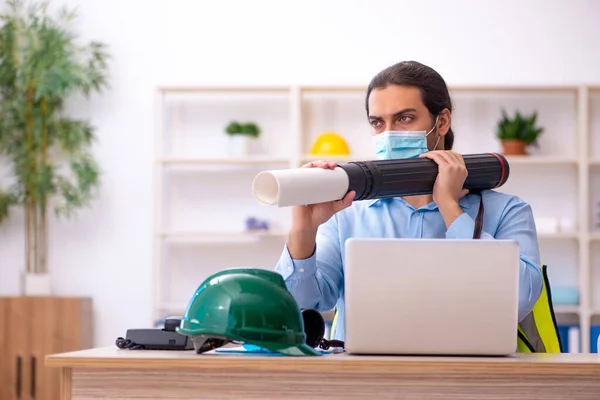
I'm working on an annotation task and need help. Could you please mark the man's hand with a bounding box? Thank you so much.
[419,150,469,228]
[288,160,355,259]
[291,160,355,233]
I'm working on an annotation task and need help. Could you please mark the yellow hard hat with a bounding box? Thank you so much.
[310,132,350,156]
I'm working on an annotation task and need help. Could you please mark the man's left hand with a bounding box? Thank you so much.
[419,150,469,227]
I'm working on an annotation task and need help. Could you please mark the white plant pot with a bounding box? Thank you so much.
[22,272,52,296]
[229,135,250,157]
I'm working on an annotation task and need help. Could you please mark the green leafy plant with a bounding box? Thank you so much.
[0,189,16,222]
[496,109,544,147]
[225,121,242,135]
[0,0,110,274]
[225,121,261,138]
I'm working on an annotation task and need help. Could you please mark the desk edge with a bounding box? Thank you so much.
[44,353,600,375]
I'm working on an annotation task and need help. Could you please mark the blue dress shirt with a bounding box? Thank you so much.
[274,189,543,342]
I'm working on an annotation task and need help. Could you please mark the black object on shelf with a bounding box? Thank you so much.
[115,317,194,351]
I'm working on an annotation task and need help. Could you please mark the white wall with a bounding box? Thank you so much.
[0,0,599,347]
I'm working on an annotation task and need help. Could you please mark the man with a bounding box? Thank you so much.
[274,61,543,342]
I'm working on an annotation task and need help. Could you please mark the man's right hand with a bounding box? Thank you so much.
[287,160,355,259]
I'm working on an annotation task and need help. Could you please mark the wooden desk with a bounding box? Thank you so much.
[46,347,600,399]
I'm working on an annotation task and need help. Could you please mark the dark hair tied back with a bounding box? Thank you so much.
[365,61,454,150]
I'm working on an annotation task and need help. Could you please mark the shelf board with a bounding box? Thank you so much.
[157,304,584,315]
[538,232,579,240]
[300,154,373,163]
[161,231,575,242]
[301,85,365,93]
[156,84,581,94]
[589,232,600,241]
[159,86,290,94]
[158,303,190,312]
[300,154,578,166]
[160,156,290,166]
[503,156,578,165]
[554,305,580,314]
[159,230,287,244]
[448,85,579,93]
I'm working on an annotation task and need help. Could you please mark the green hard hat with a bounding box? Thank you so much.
[177,267,320,356]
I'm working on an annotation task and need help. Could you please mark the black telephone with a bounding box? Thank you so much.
[115,317,194,350]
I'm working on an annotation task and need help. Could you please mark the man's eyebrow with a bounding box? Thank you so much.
[368,108,417,120]
[392,108,417,117]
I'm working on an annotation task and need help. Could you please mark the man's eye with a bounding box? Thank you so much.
[370,120,381,127]
[398,115,412,122]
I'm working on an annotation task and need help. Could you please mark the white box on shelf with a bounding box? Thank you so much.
[559,218,576,233]
[535,217,559,234]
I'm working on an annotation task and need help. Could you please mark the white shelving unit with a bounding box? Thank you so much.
[154,84,600,352]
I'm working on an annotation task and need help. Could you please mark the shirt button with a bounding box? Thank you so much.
[299,268,305,273]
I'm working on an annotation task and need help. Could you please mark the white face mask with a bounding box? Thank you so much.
[373,116,440,160]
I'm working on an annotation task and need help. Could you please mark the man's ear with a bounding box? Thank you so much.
[436,108,451,137]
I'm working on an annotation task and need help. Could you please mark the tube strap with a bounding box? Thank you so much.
[473,194,484,239]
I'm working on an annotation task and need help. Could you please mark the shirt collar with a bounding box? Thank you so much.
[367,194,473,210]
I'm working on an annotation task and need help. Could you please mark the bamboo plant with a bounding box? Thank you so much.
[0,0,109,275]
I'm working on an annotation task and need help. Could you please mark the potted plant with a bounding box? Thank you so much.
[495,109,544,155]
[225,121,260,157]
[0,0,109,295]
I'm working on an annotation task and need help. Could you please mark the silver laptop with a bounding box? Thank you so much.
[343,238,520,356]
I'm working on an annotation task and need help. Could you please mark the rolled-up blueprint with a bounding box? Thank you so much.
[252,167,349,207]
[252,152,509,207]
